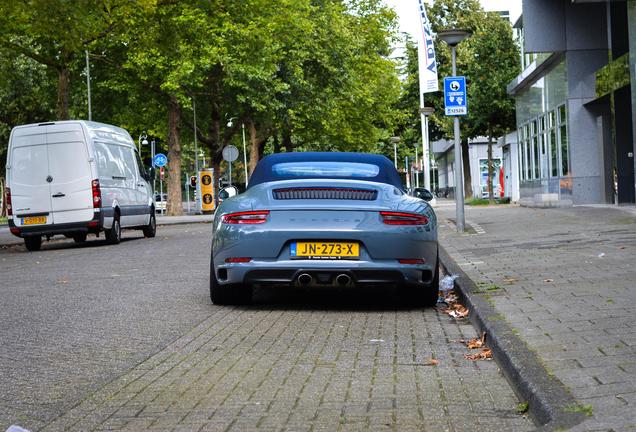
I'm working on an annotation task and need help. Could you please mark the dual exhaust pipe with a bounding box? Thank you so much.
[297,273,352,287]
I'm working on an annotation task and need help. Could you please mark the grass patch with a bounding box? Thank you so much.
[487,284,501,291]
[0,216,6,225]
[466,197,511,206]
[564,404,593,417]
[516,402,529,414]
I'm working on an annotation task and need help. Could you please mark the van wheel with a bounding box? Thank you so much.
[143,212,156,238]
[105,217,121,245]
[73,233,87,243]
[24,236,42,251]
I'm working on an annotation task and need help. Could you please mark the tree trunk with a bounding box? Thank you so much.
[487,131,494,204]
[248,120,260,176]
[57,67,70,120]
[461,139,472,199]
[166,96,183,216]
[212,159,220,207]
[273,131,280,153]
[282,129,293,152]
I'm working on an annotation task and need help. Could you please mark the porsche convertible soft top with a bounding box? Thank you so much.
[247,152,403,189]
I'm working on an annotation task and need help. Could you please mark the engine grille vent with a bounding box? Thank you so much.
[273,187,378,201]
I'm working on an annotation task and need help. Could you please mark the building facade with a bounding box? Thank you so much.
[509,0,636,206]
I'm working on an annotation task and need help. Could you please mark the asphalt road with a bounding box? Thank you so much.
[0,224,532,431]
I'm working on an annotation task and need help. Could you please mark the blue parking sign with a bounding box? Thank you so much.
[444,76,467,116]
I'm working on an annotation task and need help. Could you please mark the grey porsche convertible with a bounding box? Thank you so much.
[210,152,438,306]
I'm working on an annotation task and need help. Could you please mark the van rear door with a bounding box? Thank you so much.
[8,127,54,226]
[46,123,94,224]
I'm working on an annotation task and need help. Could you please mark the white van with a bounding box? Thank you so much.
[5,121,156,251]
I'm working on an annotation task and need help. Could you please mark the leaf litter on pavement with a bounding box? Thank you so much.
[438,277,492,361]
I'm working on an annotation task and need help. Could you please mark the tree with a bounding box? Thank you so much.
[0,0,147,119]
[468,13,519,203]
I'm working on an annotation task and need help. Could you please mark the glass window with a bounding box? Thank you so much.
[550,128,558,177]
[11,145,48,185]
[518,129,524,182]
[94,142,125,179]
[560,124,569,176]
[272,161,380,178]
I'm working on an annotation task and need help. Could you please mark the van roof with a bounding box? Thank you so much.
[11,120,134,146]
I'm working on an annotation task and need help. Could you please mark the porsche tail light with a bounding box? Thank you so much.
[222,210,270,224]
[398,258,425,264]
[380,211,429,225]
[225,257,252,263]
[92,179,102,208]
[5,187,12,216]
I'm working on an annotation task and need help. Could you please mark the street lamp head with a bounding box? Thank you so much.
[389,136,401,144]
[419,106,435,116]
[227,121,233,128]
[437,29,472,47]
[142,138,149,146]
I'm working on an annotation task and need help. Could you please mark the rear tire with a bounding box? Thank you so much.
[105,217,121,245]
[400,257,439,308]
[209,257,252,305]
[143,212,156,238]
[24,236,42,251]
[73,233,87,243]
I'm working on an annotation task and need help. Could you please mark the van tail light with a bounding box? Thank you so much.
[380,211,429,225]
[222,210,269,224]
[92,179,102,208]
[5,187,12,216]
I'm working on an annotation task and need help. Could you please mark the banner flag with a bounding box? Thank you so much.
[417,0,438,93]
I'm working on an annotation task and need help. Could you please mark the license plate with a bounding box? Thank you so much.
[291,242,359,259]
[22,216,47,225]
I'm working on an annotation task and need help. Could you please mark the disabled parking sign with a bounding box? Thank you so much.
[444,76,467,116]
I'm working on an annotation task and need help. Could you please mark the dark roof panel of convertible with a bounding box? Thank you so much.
[248,152,403,189]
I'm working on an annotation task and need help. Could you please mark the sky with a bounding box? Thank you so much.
[385,0,522,41]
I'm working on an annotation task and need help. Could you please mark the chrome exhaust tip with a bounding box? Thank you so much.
[297,273,313,287]
[335,274,352,287]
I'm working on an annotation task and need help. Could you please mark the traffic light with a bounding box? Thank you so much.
[190,176,197,188]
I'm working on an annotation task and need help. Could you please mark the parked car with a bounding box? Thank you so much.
[155,193,167,212]
[210,152,438,306]
[5,121,156,251]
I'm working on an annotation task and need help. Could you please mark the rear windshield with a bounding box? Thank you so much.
[272,162,380,179]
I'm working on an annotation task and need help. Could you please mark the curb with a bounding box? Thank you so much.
[439,245,586,431]
[0,219,212,248]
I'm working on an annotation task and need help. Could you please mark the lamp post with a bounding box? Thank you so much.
[138,132,148,155]
[438,29,471,233]
[390,136,400,168]
[227,118,249,187]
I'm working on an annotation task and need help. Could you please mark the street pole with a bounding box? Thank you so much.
[242,123,248,187]
[415,146,419,188]
[451,45,465,233]
[151,139,156,194]
[85,50,92,121]
[193,98,200,213]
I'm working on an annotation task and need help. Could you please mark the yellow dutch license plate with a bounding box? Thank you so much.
[292,242,359,259]
[22,216,47,225]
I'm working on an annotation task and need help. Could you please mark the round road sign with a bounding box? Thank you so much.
[222,145,239,162]
[154,153,168,167]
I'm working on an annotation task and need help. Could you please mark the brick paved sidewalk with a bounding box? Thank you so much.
[435,200,636,431]
[36,300,532,432]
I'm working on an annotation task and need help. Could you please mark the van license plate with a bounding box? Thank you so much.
[291,242,359,259]
[22,216,47,225]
